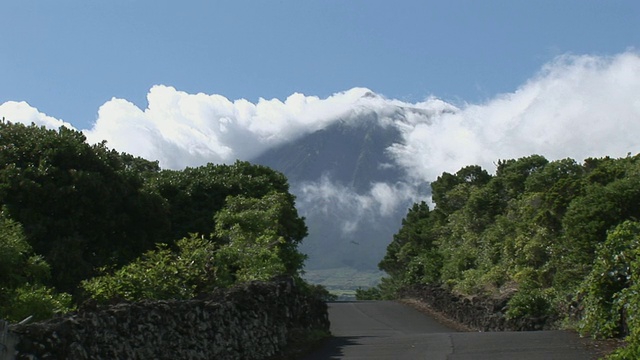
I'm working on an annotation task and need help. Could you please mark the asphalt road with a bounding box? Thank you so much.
[302,301,598,360]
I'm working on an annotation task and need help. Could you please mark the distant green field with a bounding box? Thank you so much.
[303,267,385,300]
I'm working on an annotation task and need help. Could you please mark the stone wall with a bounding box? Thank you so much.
[399,284,556,332]
[4,278,329,360]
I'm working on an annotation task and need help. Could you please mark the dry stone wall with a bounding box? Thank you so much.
[4,278,328,360]
[400,284,556,332]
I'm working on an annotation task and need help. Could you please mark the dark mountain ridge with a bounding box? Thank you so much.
[252,108,428,274]
[253,111,404,192]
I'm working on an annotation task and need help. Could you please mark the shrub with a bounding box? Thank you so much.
[300,282,338,302]
[578,221,640,339]
[3,284,74,322]
[0,210,73,322]
[82,235,218,302]
[355,286,382,300]
[505,288,555,320]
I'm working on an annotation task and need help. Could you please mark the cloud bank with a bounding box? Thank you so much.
[85,86,401,169]
[0,101,74,130]
[389,52,640,182]
[2,51,640,211]
[298,176,419,234]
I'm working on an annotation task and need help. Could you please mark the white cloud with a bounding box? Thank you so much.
[2,51,639,183]
[297,176,418,234]
[0,101,74,129]
[388,51,640,180]
[82,86,386,169]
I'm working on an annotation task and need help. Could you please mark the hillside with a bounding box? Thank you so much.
[252,109,420,275]
[252,103,438,290]
[253,111,404,192]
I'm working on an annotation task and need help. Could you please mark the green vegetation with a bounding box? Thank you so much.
[0,120,312,320]
[81,235,219,302]
[368,154,640,357]
[0,210,74,321]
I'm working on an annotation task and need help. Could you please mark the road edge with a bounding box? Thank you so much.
[399,297,625,359]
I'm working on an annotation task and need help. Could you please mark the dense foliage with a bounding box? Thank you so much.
[0,120,309,320]
[371,153,640,357]
[0,210,73,321]
[0,121,168,292]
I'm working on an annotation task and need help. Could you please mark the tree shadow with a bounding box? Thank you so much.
[299,336,375,360]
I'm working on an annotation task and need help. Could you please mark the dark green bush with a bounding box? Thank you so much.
[505,288,555,320]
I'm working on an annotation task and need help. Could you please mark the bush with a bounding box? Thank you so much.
[82,235,218,302]
[608,342,640,360]
[505,288,555,320]
[0,210,73,322]
[355,286,382,300]
[2,284,74,322]
[354,276,403,300]
[577,221,640,358]
[579,221,640,339]
[299,282,338,302]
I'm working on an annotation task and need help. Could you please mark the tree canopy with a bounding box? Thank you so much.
[371,153,640,358]
[0,120,309,318]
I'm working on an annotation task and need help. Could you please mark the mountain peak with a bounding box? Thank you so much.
[252,110,403,192]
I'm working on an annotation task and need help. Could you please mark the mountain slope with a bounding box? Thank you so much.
[252,109,420,273]
[253,111,404,192]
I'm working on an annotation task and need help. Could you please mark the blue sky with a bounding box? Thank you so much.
[2,1,638,130]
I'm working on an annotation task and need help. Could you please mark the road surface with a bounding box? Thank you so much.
[302,301,597,360]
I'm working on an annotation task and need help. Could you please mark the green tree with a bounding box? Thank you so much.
[145,161,293,242]
[0,210,73,321]
[214,192,308,284]
[558,176,640,289]
[579,221,640,339]
[431,165,492,216]
[376,152,640,348]
[0,121,170,292]
[82,191,308,302]
[0,121,312,309]
[495,154,548,201]
[379,202,442,285]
